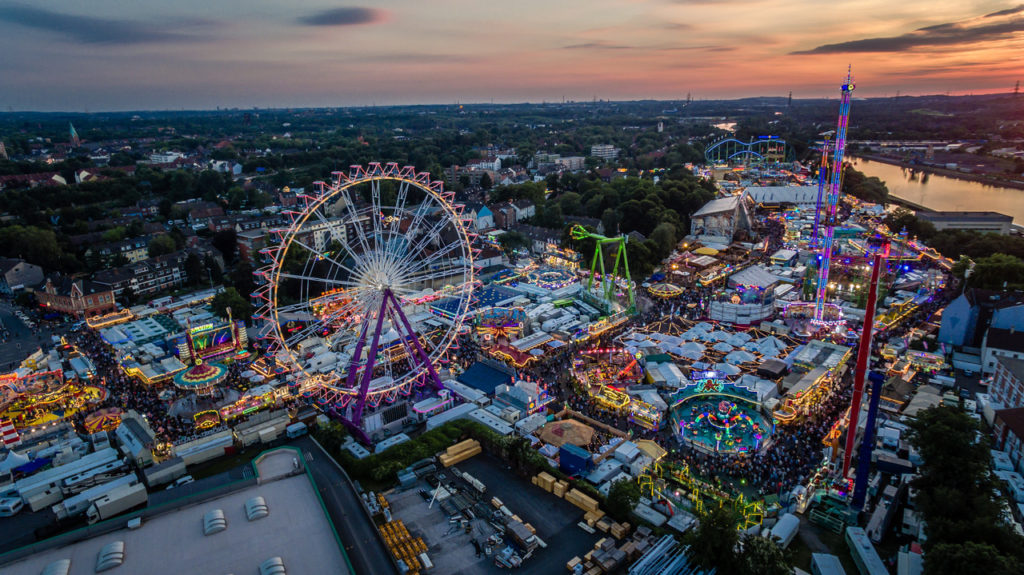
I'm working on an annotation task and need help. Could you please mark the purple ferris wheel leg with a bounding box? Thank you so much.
[385,290,444,391]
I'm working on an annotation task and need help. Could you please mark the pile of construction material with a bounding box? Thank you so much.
[567,526,654,575]
[380,519,429,574]
[565,488,600,513]
[439,439,480,467]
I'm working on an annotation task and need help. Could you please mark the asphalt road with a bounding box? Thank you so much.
[293,435,398,575]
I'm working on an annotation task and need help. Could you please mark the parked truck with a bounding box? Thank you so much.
[86,483,148,524]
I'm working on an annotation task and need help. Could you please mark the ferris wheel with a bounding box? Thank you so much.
[253,163,476,435]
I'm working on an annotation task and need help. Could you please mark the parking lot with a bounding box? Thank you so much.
[387,453,600,574]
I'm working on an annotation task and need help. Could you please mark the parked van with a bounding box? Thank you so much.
[0,496,24,517]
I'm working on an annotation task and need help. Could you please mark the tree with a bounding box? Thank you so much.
[497,230,531,254]
[737,534,792,575]
[606,479,640,521]
[925,541,1021,575]
[147,234,177,258]
[649,222,677,258]
[210,287,252,323]
[184,253,205,285]
[0,225,65,270]
[479,172,493,190]
[101,226,126,242]
[907,406,1024,572]
[684,505,740,574]
[212,229,238,264]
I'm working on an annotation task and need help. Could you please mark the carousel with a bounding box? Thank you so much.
[670,373,774,456]
[83,407,123,433]
[172,359,228,396]
[648,282,685,299]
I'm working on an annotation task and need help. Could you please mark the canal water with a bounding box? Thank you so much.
[849,157,1024,224]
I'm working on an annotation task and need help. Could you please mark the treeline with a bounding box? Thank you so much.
[885,209,1024,289]
[493,167,716,277]
[908,407,1024,574]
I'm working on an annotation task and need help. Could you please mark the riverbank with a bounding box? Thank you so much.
[852,154,1024,192]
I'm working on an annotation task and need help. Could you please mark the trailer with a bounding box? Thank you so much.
[86,483,148,524]
[769,513,800,549]
[142,457,186,488]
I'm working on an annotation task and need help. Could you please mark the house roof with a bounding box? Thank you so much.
[0,257,27,275]
[693,195,741,217]
[987,327,1024,354]
[996,406,1024,441]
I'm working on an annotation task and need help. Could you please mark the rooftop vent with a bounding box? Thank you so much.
[245,496,269,521]
[259,557,286,575]
[42,558,71,575]
[203,509,227,536]
[95,541,125,572]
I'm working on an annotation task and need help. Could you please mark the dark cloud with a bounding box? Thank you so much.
[298,7,387,27]
[985,4,1024,18]
[792,9,1024,54]
[563,42,635,50]
[0,4,206,44]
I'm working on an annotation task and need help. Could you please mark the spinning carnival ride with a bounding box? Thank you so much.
[254,164,475,441]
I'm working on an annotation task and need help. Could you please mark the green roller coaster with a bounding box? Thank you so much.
[570,225,636,315]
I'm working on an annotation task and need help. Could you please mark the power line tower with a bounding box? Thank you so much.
[813,69,854,325]
[1015,80,1020,96]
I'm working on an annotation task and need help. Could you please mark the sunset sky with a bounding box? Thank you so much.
[1,0,1023,111]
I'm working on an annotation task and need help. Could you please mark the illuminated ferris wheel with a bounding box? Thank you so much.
[253,163,475,436]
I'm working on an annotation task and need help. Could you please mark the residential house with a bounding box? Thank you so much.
[86,236,151,265]
[237,229,268,262]
[474,247,504,269]
[491,202,518,229]
[555,156,586,171]
[0,172,67,190]
[938,289,1024,347]
[186,202,225,229]
[462,202,494,231]
[0,258,44,295]
[590,145,620,161]
[36,275,116,319]
[991,356,1024,409]
[512,200,536,221]
[981,327,1024,375]
[993,406,1024,474]
[92,251,190,298]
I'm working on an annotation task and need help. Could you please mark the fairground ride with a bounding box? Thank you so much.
[570,225,636,315]
[253,163,476,443]
[813,69,854,325]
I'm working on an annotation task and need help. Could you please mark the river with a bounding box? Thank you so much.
[849,157,1024,224]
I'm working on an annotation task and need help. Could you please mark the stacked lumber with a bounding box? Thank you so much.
[565,488,600,512]
[584,509,606,527]
[553,480,569,497]
[438,439,481,467]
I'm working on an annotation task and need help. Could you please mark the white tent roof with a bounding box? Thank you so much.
[0,451,30,473]
[715,363,742,375]
[724,350,757,364]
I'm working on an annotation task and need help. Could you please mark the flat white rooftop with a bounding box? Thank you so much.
[5,450,350,575]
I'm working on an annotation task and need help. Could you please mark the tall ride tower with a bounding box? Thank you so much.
[810,133,833,250]
[813,70,854,324]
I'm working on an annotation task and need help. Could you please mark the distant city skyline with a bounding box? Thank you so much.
[1,0,1022,111]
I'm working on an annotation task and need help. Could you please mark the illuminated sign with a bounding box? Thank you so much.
[693,370,728,394]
